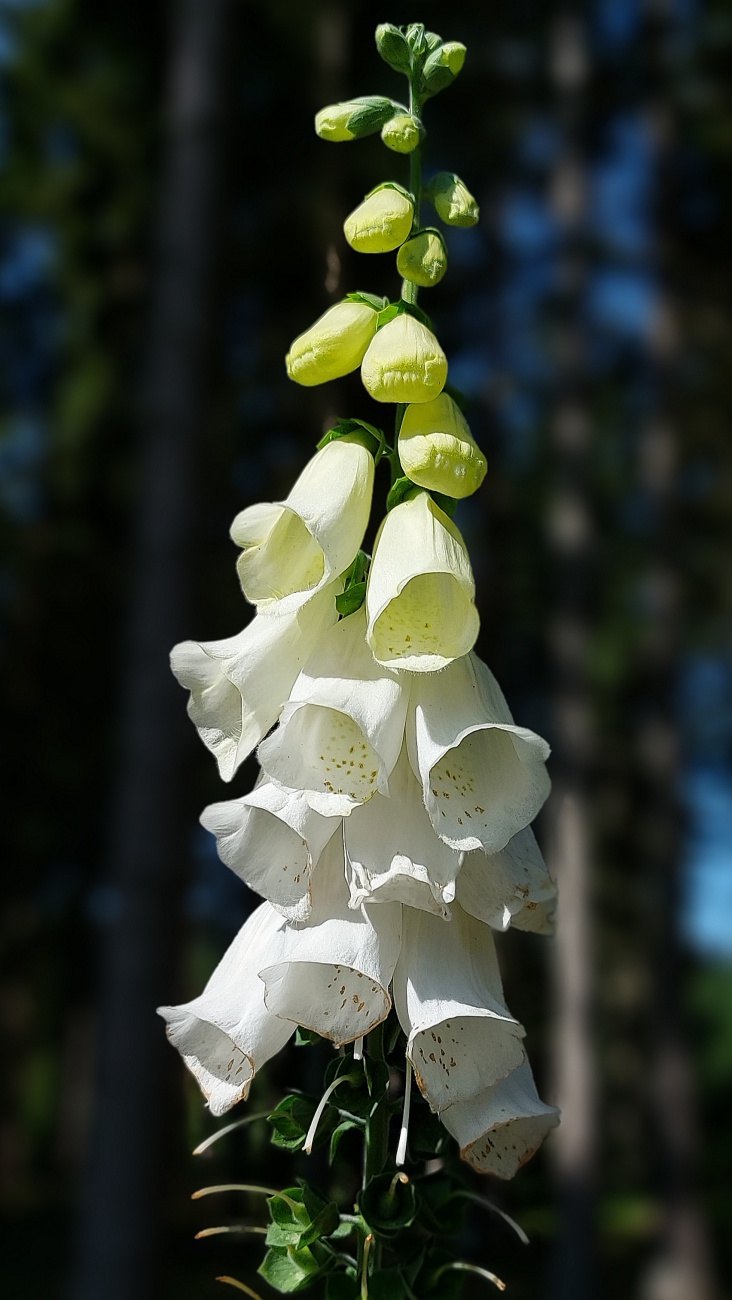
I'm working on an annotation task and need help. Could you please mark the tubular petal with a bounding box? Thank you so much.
[344,187,414,254]
[441,1060,560,1178]
[231,439,374,611]
[366,492,479,671]
[258,606,409,815]
[286,301,378,387]
[201,783,340,922]
[458,826,557,934]
[157,903,293,1117]
[170,583,340,781]
[408,652,551,851]
[393,905,525,1111]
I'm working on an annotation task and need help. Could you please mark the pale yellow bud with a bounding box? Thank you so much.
[398,393,487,498]
[396,229,447,287]
[286,300,378,387]
[344,186,414,254]
[426,172,480,227]
[381,113,421,154]
[361,312,447,405]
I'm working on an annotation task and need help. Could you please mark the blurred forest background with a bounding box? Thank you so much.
[1,0,731,1298]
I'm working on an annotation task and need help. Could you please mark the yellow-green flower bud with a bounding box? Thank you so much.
[286,300,378,387]
[344,186,414,254]
[361,312,447,404]
[398,393,487,498]
[425,171,480,227]
[381,113,421,154]
[375,23,411,72]
[422,41,467,93]
[396,228,447,287]
[315,96,395,142]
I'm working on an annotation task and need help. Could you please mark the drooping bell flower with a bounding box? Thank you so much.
[231,437,374,611]
[441,1060,560,1179]
[365,491,479,671]
[424,171,479,227]
[396,228,448,288]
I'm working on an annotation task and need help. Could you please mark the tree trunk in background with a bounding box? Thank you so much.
[546,14,598,1300]
[70,3,229,1297]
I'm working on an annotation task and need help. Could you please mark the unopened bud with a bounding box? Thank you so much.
[361,312,447,405]
[422,41,467,93]
[286,300,378,387]
[375,23,411,72]
[398,393,487,498]
[345,185,414,254]
[315,96,396,142]
[396,228,447,287]
[424,171,479,227]
[381,113,421,155]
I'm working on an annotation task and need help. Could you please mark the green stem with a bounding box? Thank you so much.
[401,73,423,306]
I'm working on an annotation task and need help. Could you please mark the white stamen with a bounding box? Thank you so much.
[396,1059,412,1167]
[303,1075,347,1154]
[437,1262,506,1292]
[353,1036,364,1062]
[192,1112,271,1156]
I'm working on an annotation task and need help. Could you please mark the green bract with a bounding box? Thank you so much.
[361,312,447,404]
[396,228,447,287]
[398,392,487,498]
[286,300,378,386]
[424,170,480,226]
[375,22,411,72]
[422,41,466,93]
[344,185,414,254]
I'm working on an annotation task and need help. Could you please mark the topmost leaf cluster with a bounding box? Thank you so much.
[375,22,466,95]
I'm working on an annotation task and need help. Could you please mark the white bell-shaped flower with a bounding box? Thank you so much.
[344,745,461,916]
[157,902,294,1117]
[365,492,479,671]
[170,582,339,781]
[201,781,340,923]
[258,607,409,815]
[231,438,374,612]
[259,835,401,1047]
[441,1060,559,1179]
[457,825,557,934]
[393,904,525,1112]
[408,652,551,852]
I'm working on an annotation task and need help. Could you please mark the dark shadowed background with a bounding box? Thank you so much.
[1,1,731,1298]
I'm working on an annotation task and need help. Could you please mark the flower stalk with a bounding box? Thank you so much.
[162,19,559,1300]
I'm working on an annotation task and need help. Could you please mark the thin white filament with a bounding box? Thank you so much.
[303,1075,347,1154]
[396,1059,413,1167]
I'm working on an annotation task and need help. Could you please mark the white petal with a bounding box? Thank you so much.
[201,782,340,922]
[441,1060,560,1179]
[365,492,479,672]
[231,440,374,612]
[408,653,551,852]
[260,834,401,1047]
[458,826,557,933]
[157,902,293,1117]
[258,607,409,815]
[393,904,525,1111]
[170,582,339,780]
[344,745,461,915]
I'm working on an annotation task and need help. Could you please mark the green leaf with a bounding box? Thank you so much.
[329,1118,363,1163]
[386,477,421,513]
[300,1201,340,1248]
[295,1026,326,1047]
[344,291,388,311]
[258,1243,327,1293]
[268,1096,316,1151]
[335,583,366,617]
[317,416,385,460]
[375,24,412,73]
[363,1055,390,1102]
[429,490,457,518]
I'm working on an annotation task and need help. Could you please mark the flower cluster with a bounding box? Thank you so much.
[160,20,558,1185]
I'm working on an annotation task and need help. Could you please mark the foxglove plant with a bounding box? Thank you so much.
[161,22,559,1299]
